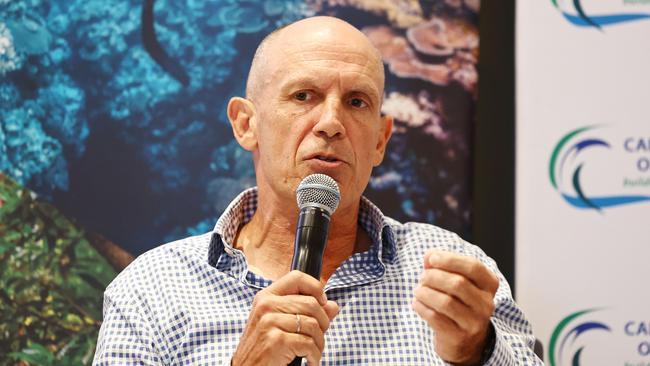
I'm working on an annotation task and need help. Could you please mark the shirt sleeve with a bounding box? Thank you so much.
[445,235,544,365]
[92,291,165,365]
[437,300,543,366]
[92,250,235,366]
[483,303,543,365]
[474,249,544,365]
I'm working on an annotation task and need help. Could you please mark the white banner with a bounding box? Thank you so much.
[515,1,650,365]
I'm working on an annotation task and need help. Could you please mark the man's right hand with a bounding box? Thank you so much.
[231,270,339,366]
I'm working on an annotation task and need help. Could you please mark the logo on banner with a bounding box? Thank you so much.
[550,308,650,365]
[549,125,650,210]
[549,308,611,366]
[550,0,650,28]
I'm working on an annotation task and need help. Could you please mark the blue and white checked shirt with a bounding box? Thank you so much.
[94,188,542,365]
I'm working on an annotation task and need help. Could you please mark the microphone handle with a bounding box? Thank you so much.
[289,207,331,366]
[290,207,331,277]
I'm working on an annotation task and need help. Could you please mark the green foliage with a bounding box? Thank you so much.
[0,174,116,365]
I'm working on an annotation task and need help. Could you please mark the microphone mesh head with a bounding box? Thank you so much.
[296,174,340,215]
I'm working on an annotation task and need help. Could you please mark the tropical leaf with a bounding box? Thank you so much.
[0,174,116,365]
[76,271,108,292]
[9,343,55,366]
[0,241,14,255]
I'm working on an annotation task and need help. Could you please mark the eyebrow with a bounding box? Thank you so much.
[278,76,323,94]
[279,75,381,103]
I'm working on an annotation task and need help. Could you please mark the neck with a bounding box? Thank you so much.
[234,190,369,285]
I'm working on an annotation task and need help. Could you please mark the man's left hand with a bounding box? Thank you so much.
[412,250,499,365]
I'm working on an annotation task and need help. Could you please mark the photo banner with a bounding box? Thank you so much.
[1,1,480,363]
[516,1,650,365]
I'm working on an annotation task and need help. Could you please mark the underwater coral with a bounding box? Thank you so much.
[1,0,477,255]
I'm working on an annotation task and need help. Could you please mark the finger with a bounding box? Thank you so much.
[285,332,322,366]
[423,250,433,269]
[266,270,327,305]
[323,300,339,321]
[411,298,461,336]
[260,294,332,331]
[420,268,494,315]
[425,250,499,293]
[414,284,480,332]
[262,313,325,352]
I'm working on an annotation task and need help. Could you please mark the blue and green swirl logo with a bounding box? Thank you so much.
[551,0,650,29]
[549,126,650,210]
[549,308,611,366]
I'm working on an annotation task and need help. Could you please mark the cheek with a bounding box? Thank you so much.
[354,127,382,160]
[261,133,294,165]
[257,110,293,148]
[258,121,307,168]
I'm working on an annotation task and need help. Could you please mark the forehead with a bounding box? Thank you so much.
[266,40,384,94]
[282,39,378,65]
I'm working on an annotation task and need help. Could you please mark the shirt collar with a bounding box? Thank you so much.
[207,187,397,286]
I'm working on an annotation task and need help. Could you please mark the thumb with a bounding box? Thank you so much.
[423,249,444,269]
[324,300,339,321]
[423,250,433,269]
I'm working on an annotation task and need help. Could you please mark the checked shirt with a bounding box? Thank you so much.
[93,188,543,365]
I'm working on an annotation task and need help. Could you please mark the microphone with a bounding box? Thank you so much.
[291,173,340,277]
[289,174,340,366]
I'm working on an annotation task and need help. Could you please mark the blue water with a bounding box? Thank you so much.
[0,0,477,254]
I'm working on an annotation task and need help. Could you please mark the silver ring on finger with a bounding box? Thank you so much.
[295,313,302,334]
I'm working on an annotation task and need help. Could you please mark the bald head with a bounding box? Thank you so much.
[245,16,385,101]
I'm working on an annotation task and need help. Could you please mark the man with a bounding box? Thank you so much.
[94,16,541,365]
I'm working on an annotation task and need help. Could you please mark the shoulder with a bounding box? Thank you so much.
[387,218,469,253]
[104,232,213,301]
[385,219,498,272]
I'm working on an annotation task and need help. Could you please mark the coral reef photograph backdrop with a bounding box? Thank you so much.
[0,0,479,364]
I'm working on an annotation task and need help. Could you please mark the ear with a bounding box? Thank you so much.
[227,97,258,151]
[372,114,393,166]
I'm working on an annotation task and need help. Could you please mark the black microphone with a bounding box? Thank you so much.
[289,173,340,366]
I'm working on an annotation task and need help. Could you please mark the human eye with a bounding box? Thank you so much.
[293,90,312,102]
[348,97,368,109]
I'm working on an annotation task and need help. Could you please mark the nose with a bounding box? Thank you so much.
[313,98,345,139]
